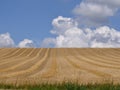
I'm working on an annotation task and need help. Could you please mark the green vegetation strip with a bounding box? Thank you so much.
[0,83,120,90]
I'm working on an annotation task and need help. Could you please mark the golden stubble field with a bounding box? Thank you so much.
[0,48,120,85]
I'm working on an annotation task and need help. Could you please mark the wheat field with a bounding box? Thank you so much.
[0,48,120,85]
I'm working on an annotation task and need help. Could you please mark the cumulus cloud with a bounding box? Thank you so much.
[42,38,55,47]
[0,33,35,48]
[86,0,120,7]
[51,16,78,35]
[73,0,120,27]
[86,26,120,47]
[18,39,35,48]
[0,33,15,47]
[42,1,120,47]
[1,0,120,48]
[43,16,120,48]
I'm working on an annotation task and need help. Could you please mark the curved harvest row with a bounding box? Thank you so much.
[0,48,120,84]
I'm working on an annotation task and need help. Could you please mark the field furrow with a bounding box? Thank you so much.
[73,49,120,69]
[0,48,50,78]
[7,48,44,72]
[41,49,57,78]
[0,49,41,72]
[0,48,16,57]
[0,48,20,61]
[0,49,33,69]
[86,49,120,61]
[0,48,120,84]
[64,49,111,78]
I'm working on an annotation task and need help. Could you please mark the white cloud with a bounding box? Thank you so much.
[0,33,15,47]
[73,2,114,17]
[73,0,120,27]
[87,26,120,47]
[41,38,55,47]
[1,0,120,48]
[55,27,89,47]
[86,0,120,7]
[18,39,34,48]
[0,33,36,48]
[51,16,78,35]
[43,16,120,48]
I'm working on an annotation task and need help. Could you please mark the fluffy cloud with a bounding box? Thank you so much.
[86,0,120,7]
[86,26,120,47]
[42,38,56,47]
[51,16,78,35]
[1,0,120,48]
[0,33,35,48]
[73,0,120,27]
[0,33,15,47]
[18,39,35,48]
[43,16,120,48]
[42,0,120,47]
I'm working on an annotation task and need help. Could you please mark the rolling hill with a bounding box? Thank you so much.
[0,48,120,85]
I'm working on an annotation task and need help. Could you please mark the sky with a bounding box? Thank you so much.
[0,0,120,48]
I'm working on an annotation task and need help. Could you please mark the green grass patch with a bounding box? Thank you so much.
[0,82,120,90]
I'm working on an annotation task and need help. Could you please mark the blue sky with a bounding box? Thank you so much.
[0,0,120,48]
[0,0,80,44]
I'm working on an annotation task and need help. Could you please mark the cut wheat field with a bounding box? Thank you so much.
[0,48,120,85]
